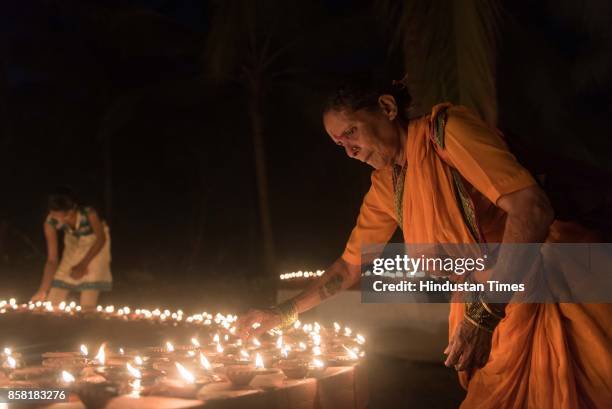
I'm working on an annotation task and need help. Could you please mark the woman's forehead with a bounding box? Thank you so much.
[324,111,349,136]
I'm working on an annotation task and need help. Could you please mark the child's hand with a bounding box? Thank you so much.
[70,263,89,279]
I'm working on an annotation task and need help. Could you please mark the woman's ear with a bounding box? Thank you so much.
[378,95,398,120]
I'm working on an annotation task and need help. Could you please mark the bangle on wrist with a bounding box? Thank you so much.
[464,294,505,333]
[273,300,298,329]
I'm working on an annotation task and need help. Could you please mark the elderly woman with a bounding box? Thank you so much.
[238,79,611,408]
[31,189,111,308]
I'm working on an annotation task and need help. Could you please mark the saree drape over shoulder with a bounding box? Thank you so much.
[341,104,612,409]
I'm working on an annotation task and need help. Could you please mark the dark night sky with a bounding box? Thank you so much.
[1,0,611,305]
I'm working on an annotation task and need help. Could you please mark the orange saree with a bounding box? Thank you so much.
[342,104,612,409]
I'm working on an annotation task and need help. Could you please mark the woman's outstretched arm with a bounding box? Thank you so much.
[237,257,361,339]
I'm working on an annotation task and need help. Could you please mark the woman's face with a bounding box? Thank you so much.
[49,209,74,225]
[323,98,403,170]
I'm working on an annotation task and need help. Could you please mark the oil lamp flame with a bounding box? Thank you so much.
[255,353,264,369]
[80,345,88,356]
[126,363,142,379]
[356,334,366,344]
[62,371,75,383]
[95,343,106,365]
[191,338,200,347]
[135,356,144,366]
[199,353,212,370]
[3,348,11,356]
[334,322,341,332]
[216,343,224,354]
[175,362,195,383]
[240,350,249,359]
[252,338,261,347]
[276,336,283,349]
[7,356,16,369]
[312,358,324,368]
[342,345,358,360]
[166,342,175,352]
[130,379,142,397]
[213,334,220,344]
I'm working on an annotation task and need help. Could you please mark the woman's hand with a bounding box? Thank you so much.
[236,308,281,340]
[444,318,493,373]
[70,262,89,279]
[30,289,47,302]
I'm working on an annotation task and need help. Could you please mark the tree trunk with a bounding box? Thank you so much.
[248,76,277,304]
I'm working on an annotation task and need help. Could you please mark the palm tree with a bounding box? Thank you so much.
[204,0,325,302]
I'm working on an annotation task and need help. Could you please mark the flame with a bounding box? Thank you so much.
[59,301,66,310]
[62,371,76,383]
[236,339,243,347]
[7,356,16,369]
[342,345,358,360]
[252,338,261,347]
[281,348,288,359]
[333,322,341,332]
[187,350,196,357]
[312,346,322,356]
[95,343,106,365]
[199,353,212,371]
[299,342,307,351]
[276,336,283,349]
[312,333,321,346]
[135,356,144,366]
[213,333,220,344]
[240,350,249,359]
[312,358,324,368]
[344,327,352,336]
[175,362,195,383]
[314,322,321,333]
[80,345,88,356]
[166,342,175,352]
[293,320,302,329]
[126,363,142,379]
[3,348,11,356]
[191,338,200,347]
[356,334,366,344]
[254,353,264,369]
[130,379,142,397]
[119,348,125,355]
[216,343,224,354]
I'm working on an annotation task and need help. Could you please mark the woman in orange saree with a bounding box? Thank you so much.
[238,79,611,408]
